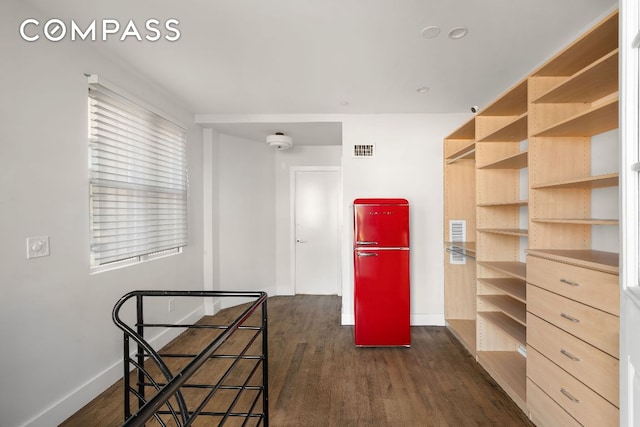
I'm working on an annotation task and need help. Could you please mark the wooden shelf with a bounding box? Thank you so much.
[477,351,527,409]
[446,319,476,353]
[446,117,475,140]
[479,295,526,325]
[532,11,618,77]
[478,228,528,237]
[531,218,619,225]
[478,311,526,345]
[477,150,527,170]
[533,50,619,103]
[445,141,476,164]
[532,173,619,189]
[526,249,619,274]
[477,200,527,207]
[478,278,526,303]
[533,96,618,137]
[478,261,526,280]
[480,79,528,116]
[477,113,528,142]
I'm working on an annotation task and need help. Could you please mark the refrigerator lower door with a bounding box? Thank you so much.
[354,249,410,346]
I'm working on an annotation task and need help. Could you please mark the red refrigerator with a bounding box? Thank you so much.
[353,198,410,347]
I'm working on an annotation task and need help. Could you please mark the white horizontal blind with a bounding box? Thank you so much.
[88,82,187,267]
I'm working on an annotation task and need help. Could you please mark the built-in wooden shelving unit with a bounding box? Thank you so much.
[533,50,618,104]
[527,9,619,426]
[474,76,529,413]
[443,118,477,355]
[478,278,526,303]
[477,113,528,142]
[478,261,526,281]
[531,172,618,189]
[531,218,619,225]
[477,200,528,207]
[478,311,526,343]
[479,295,526,324]
[445,141,476,164]
[442,10,619,425]
[532,96,618,137]
[478,228,528,237]
[526,248,618,274]
[478,351,527,408]
[477,150,528,170]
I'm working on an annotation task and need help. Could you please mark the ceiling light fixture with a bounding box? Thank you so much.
[421,26,441,39]
[266,132,293,150]
[448,27,468,39]
[416,86,430,93]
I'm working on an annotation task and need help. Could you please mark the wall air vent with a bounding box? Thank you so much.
[449,220,466,243]
[353,144,375,158]
[448,220,467,265]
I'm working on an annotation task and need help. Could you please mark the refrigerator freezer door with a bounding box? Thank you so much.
[354,199,409,248]
[354,249,410,346]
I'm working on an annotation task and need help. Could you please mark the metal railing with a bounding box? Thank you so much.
[112,290,269,427]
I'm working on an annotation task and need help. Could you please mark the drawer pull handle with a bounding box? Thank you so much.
[560,278,580,287]
[560,388,580,404]
[560,349,581,361]
[560,312,580,323]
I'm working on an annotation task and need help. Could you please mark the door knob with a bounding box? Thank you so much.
[296,239,308,243]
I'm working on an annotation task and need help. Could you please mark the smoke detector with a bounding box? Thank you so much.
[266,132,293,150]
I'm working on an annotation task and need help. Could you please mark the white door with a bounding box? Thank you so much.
[293,168,341,295]
[621,2,640,425]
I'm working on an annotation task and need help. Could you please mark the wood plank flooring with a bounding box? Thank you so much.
[62,295,533,426]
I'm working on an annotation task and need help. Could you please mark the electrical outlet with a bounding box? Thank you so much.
[168,299,175,313]
[27,236,50,259]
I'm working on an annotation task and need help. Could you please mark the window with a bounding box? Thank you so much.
[88,76,187,268]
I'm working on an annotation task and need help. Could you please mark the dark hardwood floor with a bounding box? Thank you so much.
[62,295,533,426]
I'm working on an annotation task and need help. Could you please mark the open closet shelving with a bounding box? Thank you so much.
[526,10,620,426]
[527,9,619,256]
[443,117,477,354]
[442,9,620,426]
[474,77,529,412]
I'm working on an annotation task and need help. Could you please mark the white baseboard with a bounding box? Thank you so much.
[341,312,355,325]
[23,306,204,427]
[204,297,222,315]
[411,313,446,326]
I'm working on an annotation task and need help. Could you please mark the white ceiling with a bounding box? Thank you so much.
[211,122,343,147]
[24,0,617,145]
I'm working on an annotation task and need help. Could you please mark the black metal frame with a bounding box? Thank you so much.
[112,290,269,427]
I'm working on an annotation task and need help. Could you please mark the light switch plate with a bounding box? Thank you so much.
[27,236,50,259]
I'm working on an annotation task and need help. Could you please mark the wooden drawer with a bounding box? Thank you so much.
[527,256,619,315]
[528,348,619,427]
[528,313,619,406]
[527,284,619,357]
[527,379,581,427]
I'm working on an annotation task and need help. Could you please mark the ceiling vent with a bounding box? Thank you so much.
[266,132,293,150]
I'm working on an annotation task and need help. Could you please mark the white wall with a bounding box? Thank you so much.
[274,146,343,295]
[0,2,204,426]
[591,128,621,253]
[213,137,341,300]
[216,134,277,304]
[340,114,469,325]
